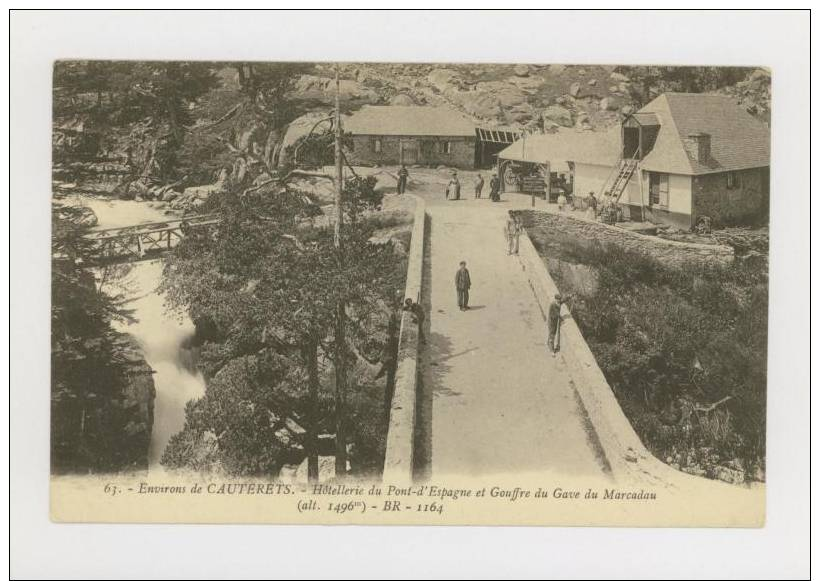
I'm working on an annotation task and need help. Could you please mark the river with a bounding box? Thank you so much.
[70,195,206,469]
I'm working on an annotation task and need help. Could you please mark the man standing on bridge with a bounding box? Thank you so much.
[455,261,472,311]
[547,293,566,355]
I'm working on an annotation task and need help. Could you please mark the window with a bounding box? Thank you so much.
[727,171,741,190]
[372,138,382,153]
[438,141,452,154]
[648,172,669,208]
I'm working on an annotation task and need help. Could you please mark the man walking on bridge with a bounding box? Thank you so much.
[455,261,472,311]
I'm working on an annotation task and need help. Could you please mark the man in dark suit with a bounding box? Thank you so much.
[455,261,472,311]
[489,173,501,202]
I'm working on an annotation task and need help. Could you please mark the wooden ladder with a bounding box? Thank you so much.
[608,158,638,203]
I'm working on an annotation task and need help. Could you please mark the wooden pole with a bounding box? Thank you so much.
[333,64,348,479]
[334,67,343,249]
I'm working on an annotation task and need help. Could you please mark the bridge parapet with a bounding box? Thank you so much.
[514,220,732,492]
[383,195,426,485]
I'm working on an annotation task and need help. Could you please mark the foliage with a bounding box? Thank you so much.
[51,205,147,473]
[159,178,406,477]
[615,66,750,107]
[53,61,314,189]
[528,228,768,473]
[342,175,383,219]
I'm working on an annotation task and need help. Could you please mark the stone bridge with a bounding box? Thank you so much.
[382,189,761,525]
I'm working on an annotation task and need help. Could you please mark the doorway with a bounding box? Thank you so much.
[400,139,419,165]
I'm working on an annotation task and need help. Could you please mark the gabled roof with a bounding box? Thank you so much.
[498,127,620,168]
[638,93,770,175]
[344,106,476,137]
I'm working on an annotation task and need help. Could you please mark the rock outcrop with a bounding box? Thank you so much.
[119,336,157,471]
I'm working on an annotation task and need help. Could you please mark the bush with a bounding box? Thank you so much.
[529,227,768,478]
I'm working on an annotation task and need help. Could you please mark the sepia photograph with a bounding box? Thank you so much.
[10,8,811,580]
[49,58,770,516]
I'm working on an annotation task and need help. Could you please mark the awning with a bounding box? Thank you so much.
[476,127,520,144]
[498,128,621,167]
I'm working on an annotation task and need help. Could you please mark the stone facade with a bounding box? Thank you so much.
[347,135,475,168]
[513,209,734,268]
[692,167,768,227]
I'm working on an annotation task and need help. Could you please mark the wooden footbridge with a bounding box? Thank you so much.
[84,214,219,265]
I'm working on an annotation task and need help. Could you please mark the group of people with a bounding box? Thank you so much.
[395,165,503,203]
[394,164,570,357]
[445,171,502,202]
[556,189,620,223]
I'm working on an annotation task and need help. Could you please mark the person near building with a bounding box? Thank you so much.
[489,173,501,202]
[397,164,409,194]
[474,174,485,199]
[585,191,598,220]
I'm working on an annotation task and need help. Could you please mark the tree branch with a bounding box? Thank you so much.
[189,103,243,133]
[694,396,732,413]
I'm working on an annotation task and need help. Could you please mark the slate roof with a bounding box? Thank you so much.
[344,106,476,137]
[638,93,770,175]
[498,127,621,168]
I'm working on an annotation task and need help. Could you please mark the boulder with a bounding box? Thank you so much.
[599,97,617,111]
[513,63,531,77]
[577,68,586,76]
[458,91,503,120]
[587,78,597,86]
[569,82,582,97]
[609,85,620,94]
[472,81,528,107]
[713,465,746,485]
[427,68,461,93]
[505,103,536,125]
[681,465,707,477]
[292,74,377,103]
[548,64,567,75]
[749,68,771,82]
[280,111,333,159]
[389,93,417,106]
[542,105,574,128]
[610,71,631,83]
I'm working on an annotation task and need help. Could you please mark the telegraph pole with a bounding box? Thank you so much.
[333,64,348,479]
[334,66,343,249]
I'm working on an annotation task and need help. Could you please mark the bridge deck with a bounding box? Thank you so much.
[416,203,609,480]
[82,214,219,264]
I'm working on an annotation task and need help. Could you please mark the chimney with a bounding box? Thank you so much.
[683,132,711,163]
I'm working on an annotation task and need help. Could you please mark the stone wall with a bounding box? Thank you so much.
[348,135,475,169]
[383,195,426,484]
[692,167,768,227]
[513,209,734,268]
[514,226,733,493]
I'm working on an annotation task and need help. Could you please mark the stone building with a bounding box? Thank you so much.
[344,105,477,169]
[498,93,770,230]
[617,93,770,229]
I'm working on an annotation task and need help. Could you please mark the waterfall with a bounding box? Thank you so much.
[73,195,206,470]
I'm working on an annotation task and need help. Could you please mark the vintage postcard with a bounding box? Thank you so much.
[50,60,770,526]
